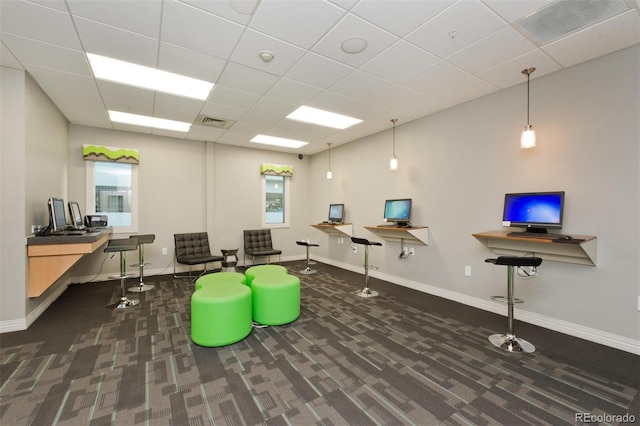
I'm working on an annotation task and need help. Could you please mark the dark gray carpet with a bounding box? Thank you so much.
[1,261,638,425]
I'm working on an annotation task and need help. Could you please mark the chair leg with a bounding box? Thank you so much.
[488,265,535,353]
[107,251,140,309]
[356,245,378,298]
[129,244,154,292]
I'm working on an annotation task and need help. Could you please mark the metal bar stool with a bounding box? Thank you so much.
[351,237,382,298]
[296,240,319,274]
[128,234,155,293]
[485,255,543,353]
[105,238,140,309]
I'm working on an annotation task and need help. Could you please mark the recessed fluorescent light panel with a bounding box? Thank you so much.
[108,111,191,132]
[286,106,362,129]
[88,53,214,100]
[250,135,308,149]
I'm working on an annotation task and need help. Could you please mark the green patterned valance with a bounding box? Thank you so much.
[260,163,293,176]
[83,144,139,164]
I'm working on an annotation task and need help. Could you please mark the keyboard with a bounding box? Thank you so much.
[507,231,563,240]
[55,229,87,236]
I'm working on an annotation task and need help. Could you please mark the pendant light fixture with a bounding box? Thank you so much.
[326,142,333,179]
[521,67,536,149]
[389,118,398,171]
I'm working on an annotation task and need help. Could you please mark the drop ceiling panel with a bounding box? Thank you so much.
[153,93,205,122]
[406,0,506,59]
[96,80,155,116]
[209,86,260,110]
[447,26,537,74]
[328,70,393,101]
[216,62,280,96]
[0,1,81,49]
[542,10,640,67]
[161,0,245,59]
[73,17,159,67]
[66,0,162,38]
[1,34,89,76]
[351,0,456,37]
[187,124,227,142]
[0,41,22,69]
[361,40,439,82]
[200,102,246,122]
[284,52,354,90]
[482,0,556,23]
[263,78,323,104]
[158,42,227,82]
[478,50,561,89]
[250,0,345,50]
[230,29,307,76]
[312,14,398,68]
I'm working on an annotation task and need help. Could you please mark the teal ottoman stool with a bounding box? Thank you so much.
[191,279,251,347]
[245,264,287,287]
[251,271,300,326]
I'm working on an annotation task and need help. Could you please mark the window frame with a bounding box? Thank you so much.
[85,161,138,234]
[262,174,290,229]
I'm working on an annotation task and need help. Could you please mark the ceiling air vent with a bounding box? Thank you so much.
[515,0,634,45]
[195,115,234,129]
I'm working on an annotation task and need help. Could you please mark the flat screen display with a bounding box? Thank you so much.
[383,198,411,222]
[68,201,84,229]
[49,197,67,231]
[502,191,564,231]
[328,204,344,223]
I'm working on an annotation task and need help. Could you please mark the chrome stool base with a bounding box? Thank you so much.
[108,297,140,309]
[300,266,316,275]
[128,283,155,292]
[355,288,378,298]
[489,333,535,353]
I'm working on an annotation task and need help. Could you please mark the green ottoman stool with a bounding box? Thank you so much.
[195,271,246,290]
[251,272,300,326]
[245,264,287,287]
[191,281,252,347]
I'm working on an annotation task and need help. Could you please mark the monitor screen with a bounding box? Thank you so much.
[68,201,84,229]
[48,197,67,231]
[328,204,344,223]
[502,191,564,232]
[383,198,411,223]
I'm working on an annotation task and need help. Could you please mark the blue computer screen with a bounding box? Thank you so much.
[503,192,564,228]
[384,199,411,221]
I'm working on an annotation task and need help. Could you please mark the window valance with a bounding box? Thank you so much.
[260,163,293,176]
[83,144,139,164]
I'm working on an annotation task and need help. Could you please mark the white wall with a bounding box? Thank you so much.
[309,46,639,349]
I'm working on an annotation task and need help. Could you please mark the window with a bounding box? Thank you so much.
[262,175,290,228]
[86,161,138,233]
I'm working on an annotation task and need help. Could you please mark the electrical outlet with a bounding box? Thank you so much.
[465,266,471,276]
[409,248,415,255]
[162,247,168,255]
[352,246,357,254]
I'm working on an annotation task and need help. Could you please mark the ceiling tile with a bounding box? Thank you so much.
[312,13,398,68]
[0,41,23,69]
[446,26,537,74]
[200,102,246,122]
[161,0,245,59]
[74,17,158,67]
[0,0,81,49]
[1,34,89,76]
[96,80,154,116]
[209,85,260,109]
[478,50,561,89]
[542,10,640,67]
[230,29,307,76]
[216,62,280,96]
[250,0,345,49]
[482,0,555,23]
[351,0,456,37]
[154,93,205,123]
[284,52,354,89]
[180,0,257,25]
[263,78,323,104]
[187,124,227,141]
[67,0,162,38]
[328,70,392,101]
[360,40,439,82]
[406,0,506,59]
[158,42,226,83]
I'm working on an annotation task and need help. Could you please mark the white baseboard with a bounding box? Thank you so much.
[315,255,640,355]
[4,255,638,355]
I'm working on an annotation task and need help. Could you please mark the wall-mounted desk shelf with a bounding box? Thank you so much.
[364,226,429,245]
[472,230,597,266]
[311,223,353,237]
[26,228,112,297]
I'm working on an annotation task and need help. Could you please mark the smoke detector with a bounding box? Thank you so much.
[259,51,274,63]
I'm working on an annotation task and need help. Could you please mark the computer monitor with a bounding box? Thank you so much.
[48,197,67,232]
[68,201,85,229]
[502,191,564,233]
[383,198,411,225]
[328,203,344,224]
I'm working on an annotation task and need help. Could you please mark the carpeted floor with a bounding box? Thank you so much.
[1,261,638,425]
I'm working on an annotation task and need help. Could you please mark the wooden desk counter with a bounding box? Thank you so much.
[26,228,112,297]
[364,225,429,245]
[472,230,597,266]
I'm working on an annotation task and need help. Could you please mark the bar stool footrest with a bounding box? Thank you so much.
[490,295,523,303]
[128,284,155,292]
